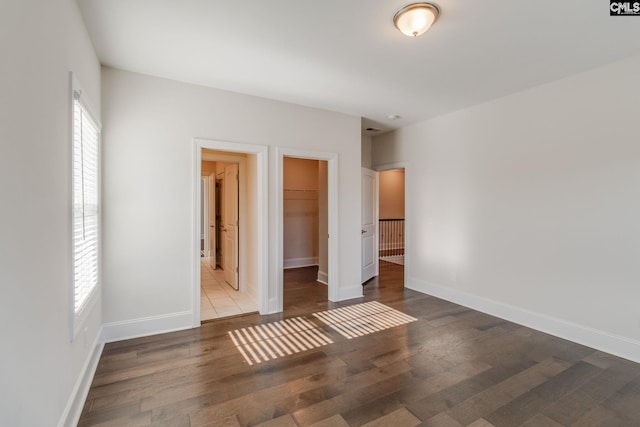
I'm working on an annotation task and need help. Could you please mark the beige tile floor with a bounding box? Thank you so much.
[200,257,257,321]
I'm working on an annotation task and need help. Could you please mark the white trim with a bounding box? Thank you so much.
[283,257,319,269]
[407,277,640,363]
[275,148,340,311]
[317,270,328,284]
[374,162,409,289]
[102,311,193,343]
[338,285,364,301]
[57,327,104,427]
[200,177,209,256]
[193,139,269,323]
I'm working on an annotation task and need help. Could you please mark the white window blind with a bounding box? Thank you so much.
[73,89,100,315]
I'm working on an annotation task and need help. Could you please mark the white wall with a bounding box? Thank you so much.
[373,55,640,361]
[361,135,372,168]
[0,0,102,426]
[101,67,361,328]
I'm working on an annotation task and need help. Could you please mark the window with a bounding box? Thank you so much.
[71,75,101,338]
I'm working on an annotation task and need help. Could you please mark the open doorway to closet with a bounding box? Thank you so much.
[275,147,339,312]
[282,157,329,309]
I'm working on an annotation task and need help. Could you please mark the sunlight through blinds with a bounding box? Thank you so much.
[73,93,100,313]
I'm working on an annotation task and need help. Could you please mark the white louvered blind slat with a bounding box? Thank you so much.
[73,99,100,313]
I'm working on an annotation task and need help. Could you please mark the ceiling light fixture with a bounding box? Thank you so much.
[393,2,440,37]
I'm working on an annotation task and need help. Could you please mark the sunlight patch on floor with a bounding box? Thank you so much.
[229,301,417,365]
[228,316,333,365]
[313,301,417,339]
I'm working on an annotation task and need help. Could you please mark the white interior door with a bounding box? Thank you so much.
[361,168,378,283]
[224,163,239,289]
[208,174,216,269]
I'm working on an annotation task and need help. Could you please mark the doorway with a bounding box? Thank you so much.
[275,147,340,312]
[199,158,246,321]
[193,139,268,327]
[282,157,329,308]
[375,164,408,288]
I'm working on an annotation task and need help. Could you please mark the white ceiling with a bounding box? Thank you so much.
[78,0,640,135]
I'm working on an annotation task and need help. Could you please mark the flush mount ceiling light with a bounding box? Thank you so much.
[393,2,440,37]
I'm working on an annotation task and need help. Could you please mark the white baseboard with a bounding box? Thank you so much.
[317,270,328,285]
[407,277,640,363]
[338,285,363,302]
[57,327,104,427]
[266,297,280,314]
[283,257,318,269]
[102,311,193,343]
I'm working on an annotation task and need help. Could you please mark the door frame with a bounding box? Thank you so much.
[275,148,339,311]
[374,162,409,289]
[201,177,209,257]
[193,138,269,326]
[208,174,216,268]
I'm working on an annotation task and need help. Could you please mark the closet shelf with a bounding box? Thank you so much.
[283,188,318,192]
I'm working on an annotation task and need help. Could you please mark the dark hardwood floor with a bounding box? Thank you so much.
[79,262,640,426]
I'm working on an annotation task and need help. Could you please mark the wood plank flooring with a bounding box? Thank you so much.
[78,262,640,426]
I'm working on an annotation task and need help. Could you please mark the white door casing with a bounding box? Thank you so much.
[224,163,239,289]
[201,178,209,257]
[208,174,216,270]
[361,168,378,283]
[217,175,225,270]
